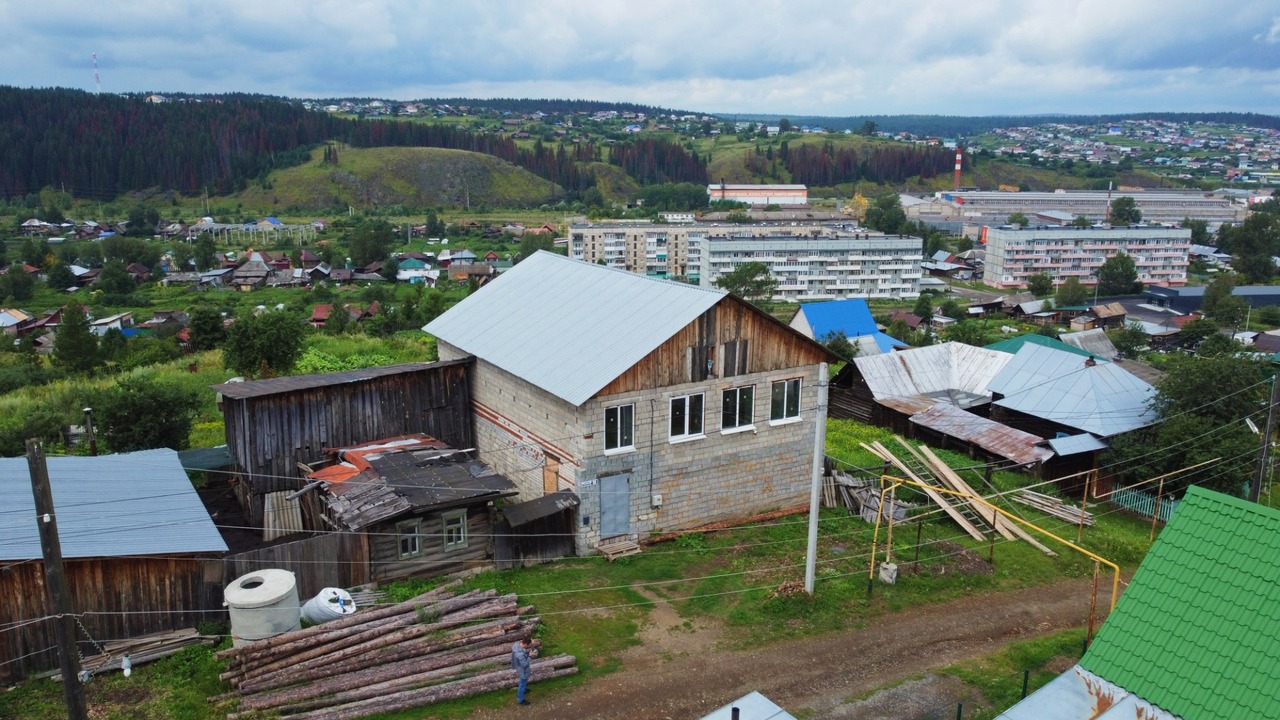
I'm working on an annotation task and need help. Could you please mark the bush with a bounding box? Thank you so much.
[89,375,201,452]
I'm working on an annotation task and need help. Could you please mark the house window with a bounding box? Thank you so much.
[442,510,468,551]
[397,519,422,559]
[670,393,705,440]
[771,378,802,422]
[605,404,635,452]
[722,386,755,431]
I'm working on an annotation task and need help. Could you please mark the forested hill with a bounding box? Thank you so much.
[0,87,347,199]
[720,112,1280,137]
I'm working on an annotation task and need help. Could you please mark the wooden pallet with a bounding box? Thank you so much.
[599,540,641,561]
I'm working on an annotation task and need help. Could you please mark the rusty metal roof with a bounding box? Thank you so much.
[909,404,1053,466]
[213,358,469,400]
[318,439,517,531]
[854,342,1012,411]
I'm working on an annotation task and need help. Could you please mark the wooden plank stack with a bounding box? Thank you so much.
[1012,489,1095,526]
[211,580,577,719]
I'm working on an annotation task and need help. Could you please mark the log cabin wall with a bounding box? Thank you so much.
[0,556,222,683]
[368,506,494,583]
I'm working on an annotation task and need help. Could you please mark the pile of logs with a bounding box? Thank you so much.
[212,581,577,720]
[1013,489,1095,526]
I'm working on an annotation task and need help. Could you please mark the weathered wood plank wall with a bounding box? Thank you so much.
[223,532,370,602]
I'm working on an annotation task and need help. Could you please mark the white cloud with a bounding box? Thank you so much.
[0,0,1277,114]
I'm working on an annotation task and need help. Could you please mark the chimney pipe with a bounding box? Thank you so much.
[731,708,740,720]
[954,147,963,192]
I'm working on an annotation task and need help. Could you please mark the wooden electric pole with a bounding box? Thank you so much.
[26,439,89,720]
[1253,375,1280,503]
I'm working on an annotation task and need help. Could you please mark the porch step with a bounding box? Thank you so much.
[599,540,641,562]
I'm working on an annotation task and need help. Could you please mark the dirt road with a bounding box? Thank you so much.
[460,578,1107,720]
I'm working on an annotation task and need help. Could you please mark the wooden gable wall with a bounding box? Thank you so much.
[597,296,833,397]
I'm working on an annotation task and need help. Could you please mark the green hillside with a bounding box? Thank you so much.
[240,145,562,211]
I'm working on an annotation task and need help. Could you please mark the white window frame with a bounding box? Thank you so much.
[441,509,468,551]
[604,403,635,453]
[721,385,755,433]
[397,519,422,559]
[669,393,705,442]
[770,378,803,425]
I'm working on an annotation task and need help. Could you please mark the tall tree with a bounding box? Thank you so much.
[194,234,218,271]
[52,305,99,374]
[1096,251,1140,295]
[1222,213,1280,284]
[1108,196,1142,225]
[714,261,777,308]
[188,306,227,351]
[863,193,907,234]
[1007,211,1030,227]
[98,258,136,294]
[223,310,307,378]
[1027,272,1054,298]
[1055,277,1089,307]
[0,265,35,300]
[346,220,395,268]
[90,377,200,452]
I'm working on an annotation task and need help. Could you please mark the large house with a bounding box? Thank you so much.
[426,251,836,556]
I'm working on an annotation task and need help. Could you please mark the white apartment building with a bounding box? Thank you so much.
[982,226,1192,290]
[699,230,923,301]
[568,222,921,298]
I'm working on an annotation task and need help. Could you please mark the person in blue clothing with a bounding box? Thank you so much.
[511,635,538,705]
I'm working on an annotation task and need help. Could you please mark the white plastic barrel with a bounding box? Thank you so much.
[224,569,301,647]
[301,587,357,625]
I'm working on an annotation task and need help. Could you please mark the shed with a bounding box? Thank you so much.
[0,449,227,682]
[214,360,474,538]
[311,435,518,582]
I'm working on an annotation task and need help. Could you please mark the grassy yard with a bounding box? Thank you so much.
[0,418,1157,719]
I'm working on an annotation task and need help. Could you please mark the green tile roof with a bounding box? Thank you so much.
[1080,486,1280,720]
[985,333,1100,361]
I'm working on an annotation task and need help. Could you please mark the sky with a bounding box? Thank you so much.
[2,1,1279,117]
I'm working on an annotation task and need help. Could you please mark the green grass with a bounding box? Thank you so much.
[937,628,1089,720]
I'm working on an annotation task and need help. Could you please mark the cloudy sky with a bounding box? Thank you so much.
[3,1,1279,117]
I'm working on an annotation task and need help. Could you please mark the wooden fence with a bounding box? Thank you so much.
[224,532,371,601]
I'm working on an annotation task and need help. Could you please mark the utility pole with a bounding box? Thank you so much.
[805,363,829,595]
[26,439,89,720]
[1253,375,1280,503]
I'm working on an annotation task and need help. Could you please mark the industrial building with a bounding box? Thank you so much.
[906,189,1248,226]
[706,183,808,206]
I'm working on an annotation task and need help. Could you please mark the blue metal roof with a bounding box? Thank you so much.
[794,299,907,353]
[699,691,796,720]
[0,448,227,560]
[1046,434,1108,456]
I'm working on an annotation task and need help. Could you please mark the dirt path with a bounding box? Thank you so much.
[462,578,1109,720]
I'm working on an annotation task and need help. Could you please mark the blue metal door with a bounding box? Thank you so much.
[599,473,631,538]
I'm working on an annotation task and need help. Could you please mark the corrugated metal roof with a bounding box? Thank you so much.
[425,251,727,406]
[1058,329,1120,359]
[854,342,1013,410]
[176,445,235,471]
[213,359,469,399]
[996,665,1178,720]
[1046,434,1108,456]
[0,449,227,560]
[987,334,1101,361]
[699,691,797,720]
[988,343,1156,437]
[503,491,580,527]
[910,404,1053,466]
[1077,487,1280,720]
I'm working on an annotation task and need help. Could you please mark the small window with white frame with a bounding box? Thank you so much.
[397,519,422,559]
[770,378,802,422]
[669,393,704,441]
[722,385,755,431]
[441,509,468,551]
[604,403,635,452]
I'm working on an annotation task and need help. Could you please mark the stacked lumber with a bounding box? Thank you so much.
[69,628,217,677]
[1013,489,1095,526]
[212,581,577,719]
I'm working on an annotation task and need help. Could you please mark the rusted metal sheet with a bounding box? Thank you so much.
[909,403,1053,466]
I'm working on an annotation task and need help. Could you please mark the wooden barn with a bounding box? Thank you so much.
[301,435,517,583]
[0,449,227,683]
[215,360,474,540]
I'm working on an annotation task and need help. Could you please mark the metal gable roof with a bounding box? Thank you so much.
[0,448,227,560]
[854,342,1013,410]
[988,343,1156,437]
[795,299,907,353]
[424,251,727,406]
[1075,487,1280,720]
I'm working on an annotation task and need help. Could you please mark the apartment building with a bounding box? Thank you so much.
[699,230,923,301]
[568,222,703,279]
[982,226,1191,290]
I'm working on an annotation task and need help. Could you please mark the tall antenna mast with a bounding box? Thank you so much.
[93,53,101,94]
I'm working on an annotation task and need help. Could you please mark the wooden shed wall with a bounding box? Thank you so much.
[0,557,221,683]
[223,531,370,602]
[598,298,832,396]
[369,506,493,583]
[223,362,474,495]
